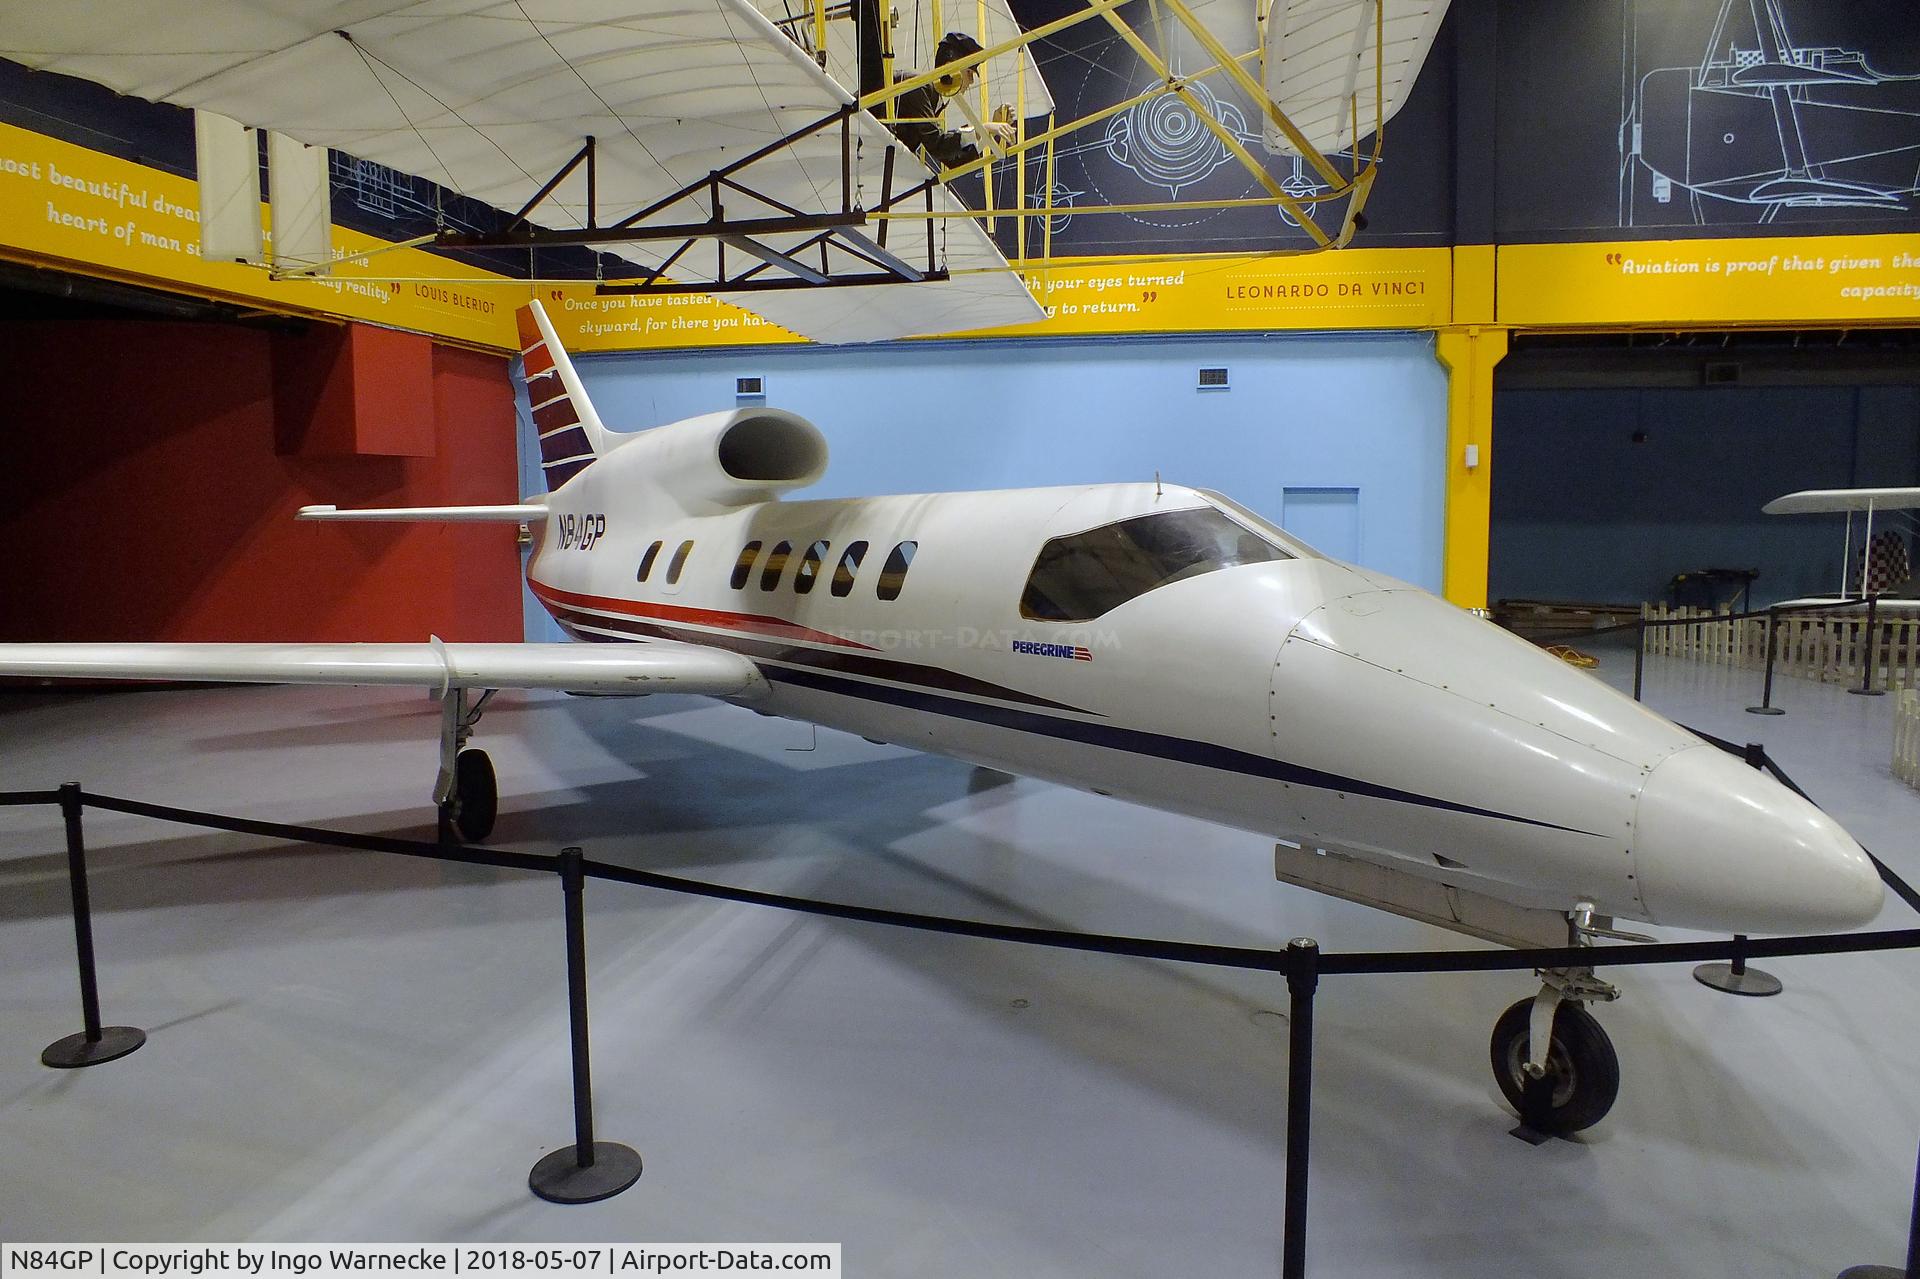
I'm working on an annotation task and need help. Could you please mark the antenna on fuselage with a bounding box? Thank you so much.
[1154,471,1163,498]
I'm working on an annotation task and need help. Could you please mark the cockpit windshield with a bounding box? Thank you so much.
[1020,504,1294,622]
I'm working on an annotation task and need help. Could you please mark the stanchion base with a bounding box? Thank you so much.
[529,1142,642,1204]
[1847,688,1887,697]
[41,1026,145,1069]
[1693,963,1784,997]
[1835,1266,1903,1278]
[1745,705,1787,716]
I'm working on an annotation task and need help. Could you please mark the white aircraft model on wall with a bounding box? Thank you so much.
[0,303,1884,1135]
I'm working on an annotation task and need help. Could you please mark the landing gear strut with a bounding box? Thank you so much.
[436,687,498,843]
[1490,902,1646,1138]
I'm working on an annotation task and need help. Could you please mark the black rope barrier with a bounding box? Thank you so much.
[78,790,560,876]
[35,786,1919,977]
[5,741,1914,1267]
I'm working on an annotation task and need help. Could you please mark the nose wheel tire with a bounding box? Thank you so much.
[453,747,497,843]
[1490,997,1619,1135]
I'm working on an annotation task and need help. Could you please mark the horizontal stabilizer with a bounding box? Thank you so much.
[298,503,548,523]
[0,640,764,698]
[1764,487,1920,515]
[1274,843,1571,949]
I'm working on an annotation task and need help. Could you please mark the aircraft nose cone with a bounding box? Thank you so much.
[1633,745,1884,934]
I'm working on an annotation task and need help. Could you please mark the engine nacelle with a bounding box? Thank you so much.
[606,408,828,515]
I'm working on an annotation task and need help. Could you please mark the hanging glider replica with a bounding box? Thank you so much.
[0,302,1887,1136]
[3,0,1441,326]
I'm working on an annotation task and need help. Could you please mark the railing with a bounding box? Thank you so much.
[1642,600,1920,692]
[6,732,1920,1275]
[1897,689,1920,793]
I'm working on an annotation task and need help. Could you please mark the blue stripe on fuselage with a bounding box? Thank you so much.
[558,622,1603,838]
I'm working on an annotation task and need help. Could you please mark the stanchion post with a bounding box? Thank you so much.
[1853,595,1886,697]
[1633,618,1646,703]
[1695,931,1783,997]
[1749,607,1785,715]
[41,783,145,1068]
[1282,938,1319,1279]
[528,846,642,1204]
[1910,1137,1919,1278]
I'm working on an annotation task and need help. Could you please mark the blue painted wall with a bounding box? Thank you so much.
[518,333,1449,639]
[1489,385,1920,608]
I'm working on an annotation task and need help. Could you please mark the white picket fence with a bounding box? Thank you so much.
[1897,690,1920,792]
[1640,603,1920,692]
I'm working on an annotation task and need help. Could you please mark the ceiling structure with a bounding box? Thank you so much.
[2,0,1449,341]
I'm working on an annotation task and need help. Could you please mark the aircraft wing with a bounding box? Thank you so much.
[2,0,1044,345]
[1764,487,1920,514]
[754,0,1054,119]
[1256,0,1452,157]
[0,640,765,697]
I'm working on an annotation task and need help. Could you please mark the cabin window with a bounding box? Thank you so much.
[831,541,869,597]
[794,540,830,594]
[876,541,917,601]
[760,541,793,590]
[1019,506,1290,622]
[730,541,763,590]
[666,539,695,585]
[637,540,663,582]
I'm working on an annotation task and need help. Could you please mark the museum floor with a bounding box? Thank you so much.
[2,649,1916,1276]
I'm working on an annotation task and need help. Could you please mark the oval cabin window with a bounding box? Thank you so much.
[877,541,917,601]
[794,540,830,595]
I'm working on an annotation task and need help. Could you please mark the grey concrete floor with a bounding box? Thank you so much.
[0,648,1916,1276]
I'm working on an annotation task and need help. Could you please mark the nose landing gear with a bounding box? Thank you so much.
[436,687,499,843]
[1492,971,1621,1137]
[1490,903,1648,1138]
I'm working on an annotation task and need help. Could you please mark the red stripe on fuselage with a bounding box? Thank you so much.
[530,580,878,651]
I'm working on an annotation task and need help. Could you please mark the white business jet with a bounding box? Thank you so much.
[0,303,1884,1134]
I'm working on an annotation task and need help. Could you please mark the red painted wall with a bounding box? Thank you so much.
[0,318,523,643]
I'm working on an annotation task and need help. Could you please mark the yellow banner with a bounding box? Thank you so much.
[538,286,804,351]
[0,122,519,347]
[543,248,1453,348]
[981,248,1453,336]
[15,115,1920,348]
[1499,233,1920,328]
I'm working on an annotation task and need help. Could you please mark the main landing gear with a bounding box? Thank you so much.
[1489,903,1649,1138]
[436,687,498,843]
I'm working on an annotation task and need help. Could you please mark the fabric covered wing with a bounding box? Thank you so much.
[0,641,765,697]
[1256,0,1450,157]
[1764,487,1920,515]
[2,0,1044,343]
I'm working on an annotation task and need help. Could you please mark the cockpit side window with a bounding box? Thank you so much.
[1019,506,1291,622]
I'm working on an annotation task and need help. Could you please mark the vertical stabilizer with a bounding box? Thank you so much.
[517,300,612,490]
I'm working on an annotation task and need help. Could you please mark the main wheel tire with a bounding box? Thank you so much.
[453,747,498,843]
[1490,997,1620,1135]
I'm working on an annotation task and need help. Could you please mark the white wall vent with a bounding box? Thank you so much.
[1197,367,1230,390]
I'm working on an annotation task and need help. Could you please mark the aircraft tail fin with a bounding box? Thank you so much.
[517,299,611,491]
